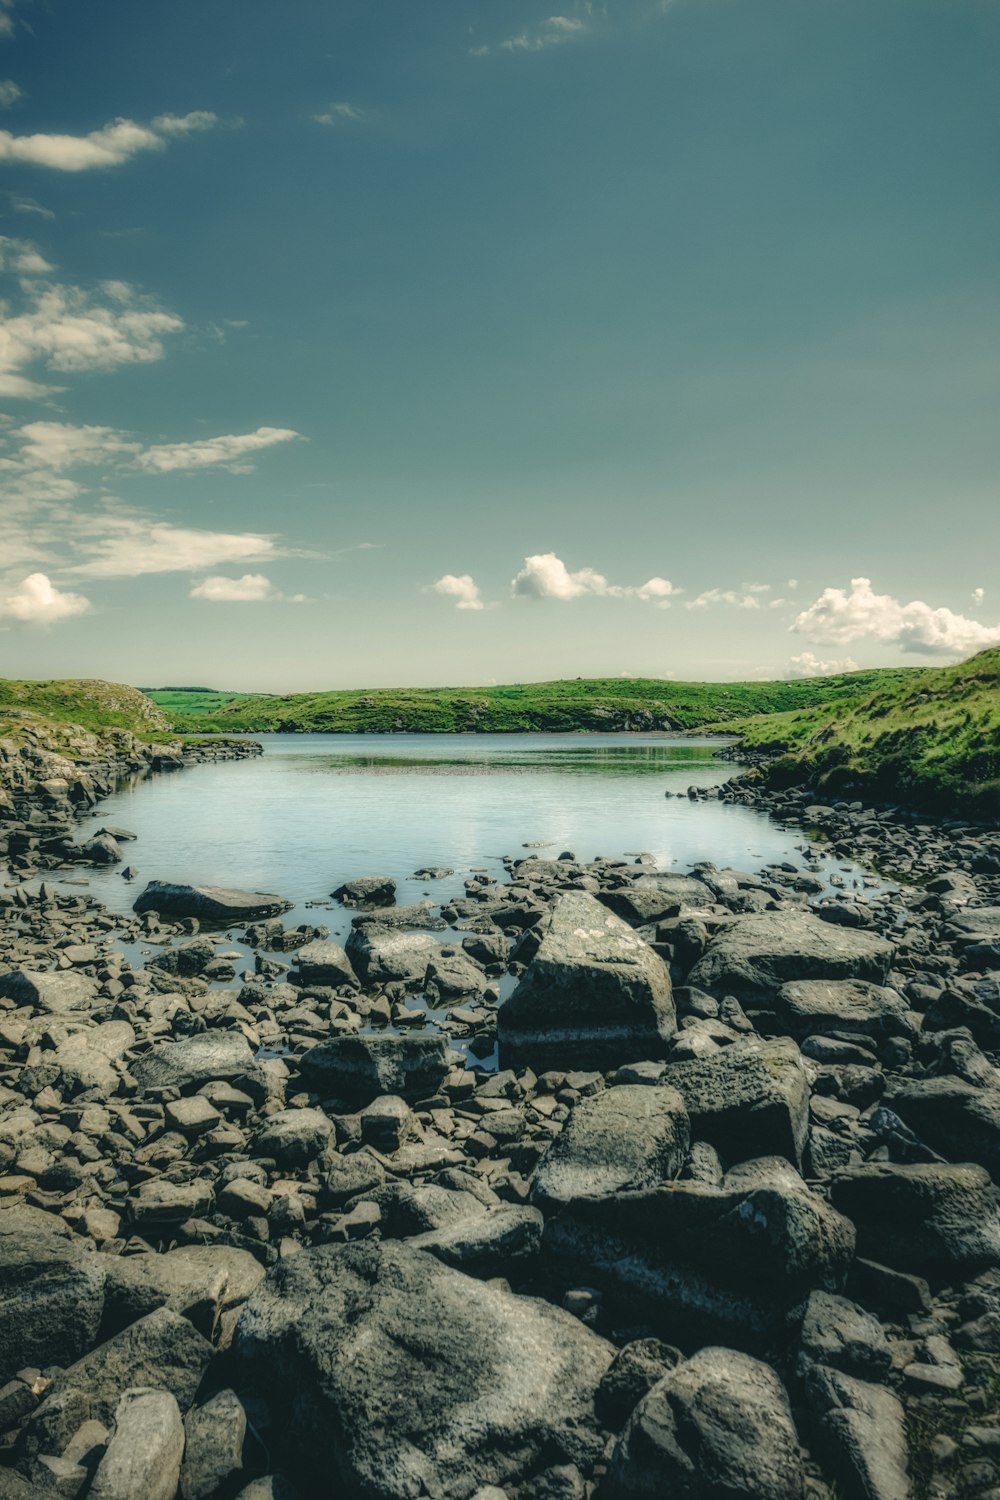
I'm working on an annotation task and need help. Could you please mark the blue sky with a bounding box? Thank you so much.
[0,0,997,689]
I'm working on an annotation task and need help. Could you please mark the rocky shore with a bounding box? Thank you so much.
[2,744,1000,1499]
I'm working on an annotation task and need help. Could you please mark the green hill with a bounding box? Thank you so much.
[0,678,171,744]
[715,648,1000,817]
[146,669,923,736]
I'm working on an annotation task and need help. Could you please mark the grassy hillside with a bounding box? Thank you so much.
[147,669,923,735]
[0,678,171,742]
[714,649,1000,817]
[144,687,255,715]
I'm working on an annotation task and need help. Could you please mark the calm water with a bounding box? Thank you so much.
[63,734,881,936]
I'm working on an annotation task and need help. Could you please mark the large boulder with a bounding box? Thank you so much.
[884,1077,1000,1177]
[0,968,98,1014]
[687,911,894,1002]
[531,1085,690,1211]
[131,1031,268,1105]
[663,1037,811,1169]
[498,892,676,1071]
[298,1034,450,1106]
[828,1162,1000,1279]
[90,1388,185,1500]
[99,1244,265,1337]
[0,1215,106,1382]
[604,1346,804,1500]
[251,1108,335,1167]
[804,1365,909,1500]
[543,1157,855,1349]
[133,881,292,922]
[291,940,358,990]
[345,925,443,987]
[234,1239,614,1499]
[764,980,916,1042]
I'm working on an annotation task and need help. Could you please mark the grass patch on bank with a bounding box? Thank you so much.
[0,678,171,741]
[144,670,923,736]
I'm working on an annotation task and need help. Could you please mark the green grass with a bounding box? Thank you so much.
[710,648,1000,817]
[144,669,925,736]
[0,678,171,742]
[144,687,256,716]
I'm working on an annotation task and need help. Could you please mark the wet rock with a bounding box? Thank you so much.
[530,1085,689,1211]
[131,1031,268,1105]
[498,892,676,1072]
[235,1239,614,1498]
[663,1037,810,1169]
[687,911,894,1002]
[179,1388,247,1500]
[89,1388,184,1500]
[829,1162,1000,1279]
[604,1346,805,1499]
[298,1034,450,1106]
[133,881,292,922]
[332,876,397,908]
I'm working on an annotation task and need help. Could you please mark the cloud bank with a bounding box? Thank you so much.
[0,571,90,625]
[512,553,676,605]
[793,577,1000,656]
[0,111,218,171]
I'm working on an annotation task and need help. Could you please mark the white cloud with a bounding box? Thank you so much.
[190,573,276,602]
[65,520,279,579]
[511,552,676,605]
[0,79,20,108]
[793,576,1000,657]
[0,111,218,171]
[0,234,52,273]
[136,426,301,474]
[313,102,366,125]
[432,573,485,610]
[8,193,54,218]
[472,14,586,56]
[786,652,860,679]
[686,588,761,610]
[787,578,799,590]
[973,587,985,606]
[744,582,771,594]
[5,420,140,470]
[0,571,90,625]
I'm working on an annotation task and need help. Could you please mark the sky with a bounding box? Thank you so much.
[0,0,998,690]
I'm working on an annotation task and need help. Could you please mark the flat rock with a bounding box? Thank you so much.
[828,1162,1000,1279]
[407,1205,544,1274]
[131,1031,268,1104]
[133,881,292,922]
[604,1346,804,1500]
[90,1388,184,1500]
[236,1239,614,1499]
[299,1034,450,1106]
[498,892,676,1072]
[0,968,97,1013]
[531,1084,690,1211]
[767,980,916,1042]
[663,1037,810,1169]
[687,911,894,1002]
[252,1107,335,1167]
[345,925,442,986]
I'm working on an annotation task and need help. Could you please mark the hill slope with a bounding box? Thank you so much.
[0,678,171,746]
[715,648,1000,817]
[148,669,923,735]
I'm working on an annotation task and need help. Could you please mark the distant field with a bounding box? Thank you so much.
[142,670,923,736]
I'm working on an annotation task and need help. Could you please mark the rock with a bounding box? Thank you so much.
[252,1107,334,1167]
[885,1077,1000,1177]
[663,1037,810,1169]
[0,968,97,1013]
[292,940,358,990]
[360,1095,413,1154]
[828,1163,1000,1279]
[799,1291,892,1379]
[89,1388,184,1500]
[594,1339,682,1426]
[498,892,676,1072]
[235,1239,614,1498]
[100,1244,265,1337]
[133,881,291,922]
[298,1034,450,1106]
[129,1178,214,1228]
[687,911,894,1002]
[131,1031,268,1104]
[425,949,488,1001]
[543,1158,854,1349]
[180,1389,247,1500]
[344,925,442,986]
[804,1365,909,1500]
[333,876,397,907]
[530,1085,690,1211]
[407,1205,544,1274]
[0,1217,106,1383]
[766,980,916,1042]
[22,1307,213,1458]
[149,938,216,978]
[604,1346,804,1499]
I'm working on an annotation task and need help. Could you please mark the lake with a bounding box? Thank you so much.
[67,734,885,940]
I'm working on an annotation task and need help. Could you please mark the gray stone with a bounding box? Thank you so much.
[100,1244,265,1337]
[0,1219,106,1383]
[530,1085,689,1211]
[292,940,358,990]
[498,892,676,1072]
[768,980,916,1041]
[829,1162,1000,1279]
[180,1389,247,1500]
[595,1339,682,1426]
[235,1239,614,1498]
[333,876,397,907]
[799,1291,892,1379]
[131,1031,268,1104]
[133,881,291,922]
[129,1178,213,1228]
[252,1107,334,1167]
[663,1037,810,1169]
[885,1076,1000,1177]
[90,1388,184,1500]
[299,1034,450,1106]
[687,911,894,1002]
[0,968,97,1013]
[345,925,442,986]
[804,1365,909,1500]
[604,1346,804,1499]
[407,1206,543,1274]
